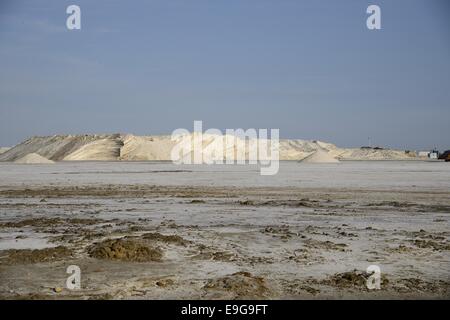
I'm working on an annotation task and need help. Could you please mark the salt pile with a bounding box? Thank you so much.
[300,149,340,163]
[0,134,414,162]
[14,153,55,164]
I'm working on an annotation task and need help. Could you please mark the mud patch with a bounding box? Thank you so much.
[0,218,63,228]
[141,232,188,246]
[192,244,237,262]
[203,272,270,299]
[279,279,321,296]
[238,200,254,206]
[261,225,299,241]
[305,239,348,252]
[412,239,450,251]
[261,199,319,208]
[156,279,175,288]
[387,245,417,254]
[189,200,205,204]
[88,238,163,262]
[393,278,450,293]
[0,246,73,264]
[365,201,415,208]
[417,204,450,213]
[319,270,389,289]
[0,217,103,228]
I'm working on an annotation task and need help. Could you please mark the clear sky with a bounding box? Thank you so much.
[0,0,449,150]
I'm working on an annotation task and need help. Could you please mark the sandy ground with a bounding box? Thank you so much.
[0,161,449,300]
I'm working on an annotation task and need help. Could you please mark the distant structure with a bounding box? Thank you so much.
[418,150,440,159]
[429,150,439,159]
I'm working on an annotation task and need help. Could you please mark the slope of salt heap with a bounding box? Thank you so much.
[14,153,55,164]
[299,149,340,163]
[63,138,123,161]
[0,134,415,162]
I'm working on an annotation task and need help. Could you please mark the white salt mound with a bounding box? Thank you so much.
[300,149,340,163]
[0,134,415,162]
[14,153,55,164]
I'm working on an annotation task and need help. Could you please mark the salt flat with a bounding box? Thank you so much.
[0,161,448,189]
[0,161,449,299]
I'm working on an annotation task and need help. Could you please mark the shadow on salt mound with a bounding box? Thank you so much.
[299,149,340,163]
[14,153,55,164]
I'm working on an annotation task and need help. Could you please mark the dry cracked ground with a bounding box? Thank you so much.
[0,184,449,300]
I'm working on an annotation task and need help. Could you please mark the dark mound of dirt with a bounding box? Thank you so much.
[413,239,450,251]
[365,201,415,208]
[0,217,103,228]
[88,238,162,262]
[141,232,188,245]
[190,199,205,204]
[204,272,270,299]
[394,278,449,293]
[305,239,348,252]
[325,271,367,287]
[1,246,73,264]
[193,249,236,262]
[0,218,63,228]
[238,200,254,206]
[321,270,389,289]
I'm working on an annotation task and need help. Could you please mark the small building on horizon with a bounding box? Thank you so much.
[429,150,439,159]
[418,150,440,159]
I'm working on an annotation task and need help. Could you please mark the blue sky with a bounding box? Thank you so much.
[0,0,449,150]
